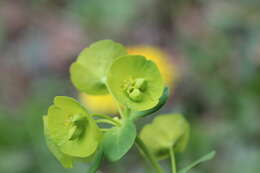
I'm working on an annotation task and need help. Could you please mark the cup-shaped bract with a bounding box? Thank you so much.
[139,114,190,159]
[43,96,101,168]
[70,40,127,95]
[107,55,164,111]
[43,116,74,168]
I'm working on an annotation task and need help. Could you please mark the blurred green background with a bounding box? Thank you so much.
[0,0,260,173]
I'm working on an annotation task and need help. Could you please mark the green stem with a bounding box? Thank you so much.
[96,119,118,126]
[100,128,110,132]
[105,83,126,119]
[169,147,176,173]
[92,114,121,126]
[135,136,164,173]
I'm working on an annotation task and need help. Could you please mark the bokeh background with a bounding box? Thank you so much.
[1,0,260,173]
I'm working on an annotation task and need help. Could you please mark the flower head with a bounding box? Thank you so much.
[139,114,190,159]
[43,96,101,168]
[107,55,164,111]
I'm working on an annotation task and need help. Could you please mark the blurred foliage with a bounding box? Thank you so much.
[0,0,260,173]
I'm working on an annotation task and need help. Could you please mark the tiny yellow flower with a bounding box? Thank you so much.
[80,45,177,114]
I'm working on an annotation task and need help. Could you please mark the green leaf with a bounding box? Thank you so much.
[103,119,136,161]
[107,55,164,111]
[43,116,74,168]
[178,151,216,173]
[46,96,102,158]
[131,87,169,120]
[70,40,127,95]
[139,114,190,160]
[87,146,104,173]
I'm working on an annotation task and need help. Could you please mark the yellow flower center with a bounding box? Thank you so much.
[68,114,86,141]
[123,78,147,102]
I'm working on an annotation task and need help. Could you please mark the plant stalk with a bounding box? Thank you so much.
[169,147,176,173]
[105,83,126,119]
[92,114,121,126]
[135,136,164,173]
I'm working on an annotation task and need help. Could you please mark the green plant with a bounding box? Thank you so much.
[43,40,215,173]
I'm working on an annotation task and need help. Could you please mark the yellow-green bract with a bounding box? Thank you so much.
[43,96,102,168]
[70,40,127,95]
[102,119,136,162]
[139,114,190,159]
[107,55,164,111]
